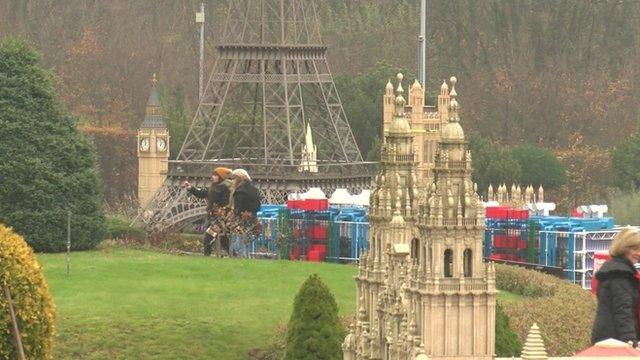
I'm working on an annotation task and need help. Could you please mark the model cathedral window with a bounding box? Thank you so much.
[343,74,496,360]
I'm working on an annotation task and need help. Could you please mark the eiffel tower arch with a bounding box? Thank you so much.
[137,0,375,231]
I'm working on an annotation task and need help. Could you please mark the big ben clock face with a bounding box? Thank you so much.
[140,138,150,151]
[156,137,167,152]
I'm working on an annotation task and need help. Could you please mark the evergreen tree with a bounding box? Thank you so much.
[611,133,640,191]
[468,135,522,195]
[0,37,105,252]
[162,86,191,159]
[495,302,523,357]
[335,61,416,160]
[284,274,345,360]
[510,144,566,189]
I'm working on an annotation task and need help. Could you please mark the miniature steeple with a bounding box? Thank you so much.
[395,74,406,114]
[440,77,464,141]
[521,323,547,360]
[538,185,545,202]
[409,79,424,109]
[386,73,413,157]
[383,78,396,136]
[141,73,166,128]
[299,123,318,172]
[437,79,450,122]
[386,79,394,94]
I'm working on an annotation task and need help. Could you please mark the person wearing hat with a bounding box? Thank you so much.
[228,169,261,257]
[182,167,232,256]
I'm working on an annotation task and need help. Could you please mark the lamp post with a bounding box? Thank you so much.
[196,3,205,101]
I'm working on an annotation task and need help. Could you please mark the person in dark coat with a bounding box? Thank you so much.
[182,167,232,256]
[592,228,640,345]
[228,169,261,257]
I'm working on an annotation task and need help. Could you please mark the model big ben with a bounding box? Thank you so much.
[137,74,169,205]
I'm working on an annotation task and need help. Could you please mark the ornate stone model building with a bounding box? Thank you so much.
[344,76,497,360]
[383,76,451,182]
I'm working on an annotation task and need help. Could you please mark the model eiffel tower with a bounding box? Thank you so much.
[137,0,374,231]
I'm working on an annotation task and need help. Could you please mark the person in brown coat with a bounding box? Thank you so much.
[182,167,232,255]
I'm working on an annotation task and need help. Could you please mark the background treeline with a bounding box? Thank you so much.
[2,0,640,213]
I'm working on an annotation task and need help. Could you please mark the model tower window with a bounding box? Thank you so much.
[444,249,453,278]
[411,238,419,260]
[464,248,472,277]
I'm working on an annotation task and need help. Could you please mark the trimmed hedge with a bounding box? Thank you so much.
[495,263,596,356]
[0,224,56,359]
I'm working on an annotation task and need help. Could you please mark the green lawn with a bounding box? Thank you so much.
[497,289,522,303]
[39,248,357,359]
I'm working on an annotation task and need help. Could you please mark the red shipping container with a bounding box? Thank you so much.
[299,200,310,211]
[507,236,519,248]
[310,244,327,253]
[307,250,320,262]
[307,250,326,262]
[518,210,530,220]
[307,225,328,240]
[517,240,528,249]
[486,206,510,219]
[484,207,497,218]
[305,199,329,211]
[490,254,503,260]
[494,235,506,247]
[591,253,611,294]
[287,199,304,210]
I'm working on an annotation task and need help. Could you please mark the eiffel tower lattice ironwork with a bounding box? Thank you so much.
[136,0,375,231]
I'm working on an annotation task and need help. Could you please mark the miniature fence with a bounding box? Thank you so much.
[248,206,620,289]
[250,210,368,263]
[484,214,618,290]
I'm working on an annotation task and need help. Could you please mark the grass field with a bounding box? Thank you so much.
[39,247,520,359]
[39,247,358,359]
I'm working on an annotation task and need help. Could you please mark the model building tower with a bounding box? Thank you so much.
[383,75,450,183]
[345,73,423,359]
[344,76,496,360]
[137,73,169,205]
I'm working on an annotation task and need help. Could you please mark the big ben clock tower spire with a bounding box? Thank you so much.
[137,73,170,205]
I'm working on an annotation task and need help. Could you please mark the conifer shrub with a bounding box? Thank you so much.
[495,263,596,356]
[283,274,345,360]
[0,37,105,252]
[0,224,56,359]
[495,302,522,357]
